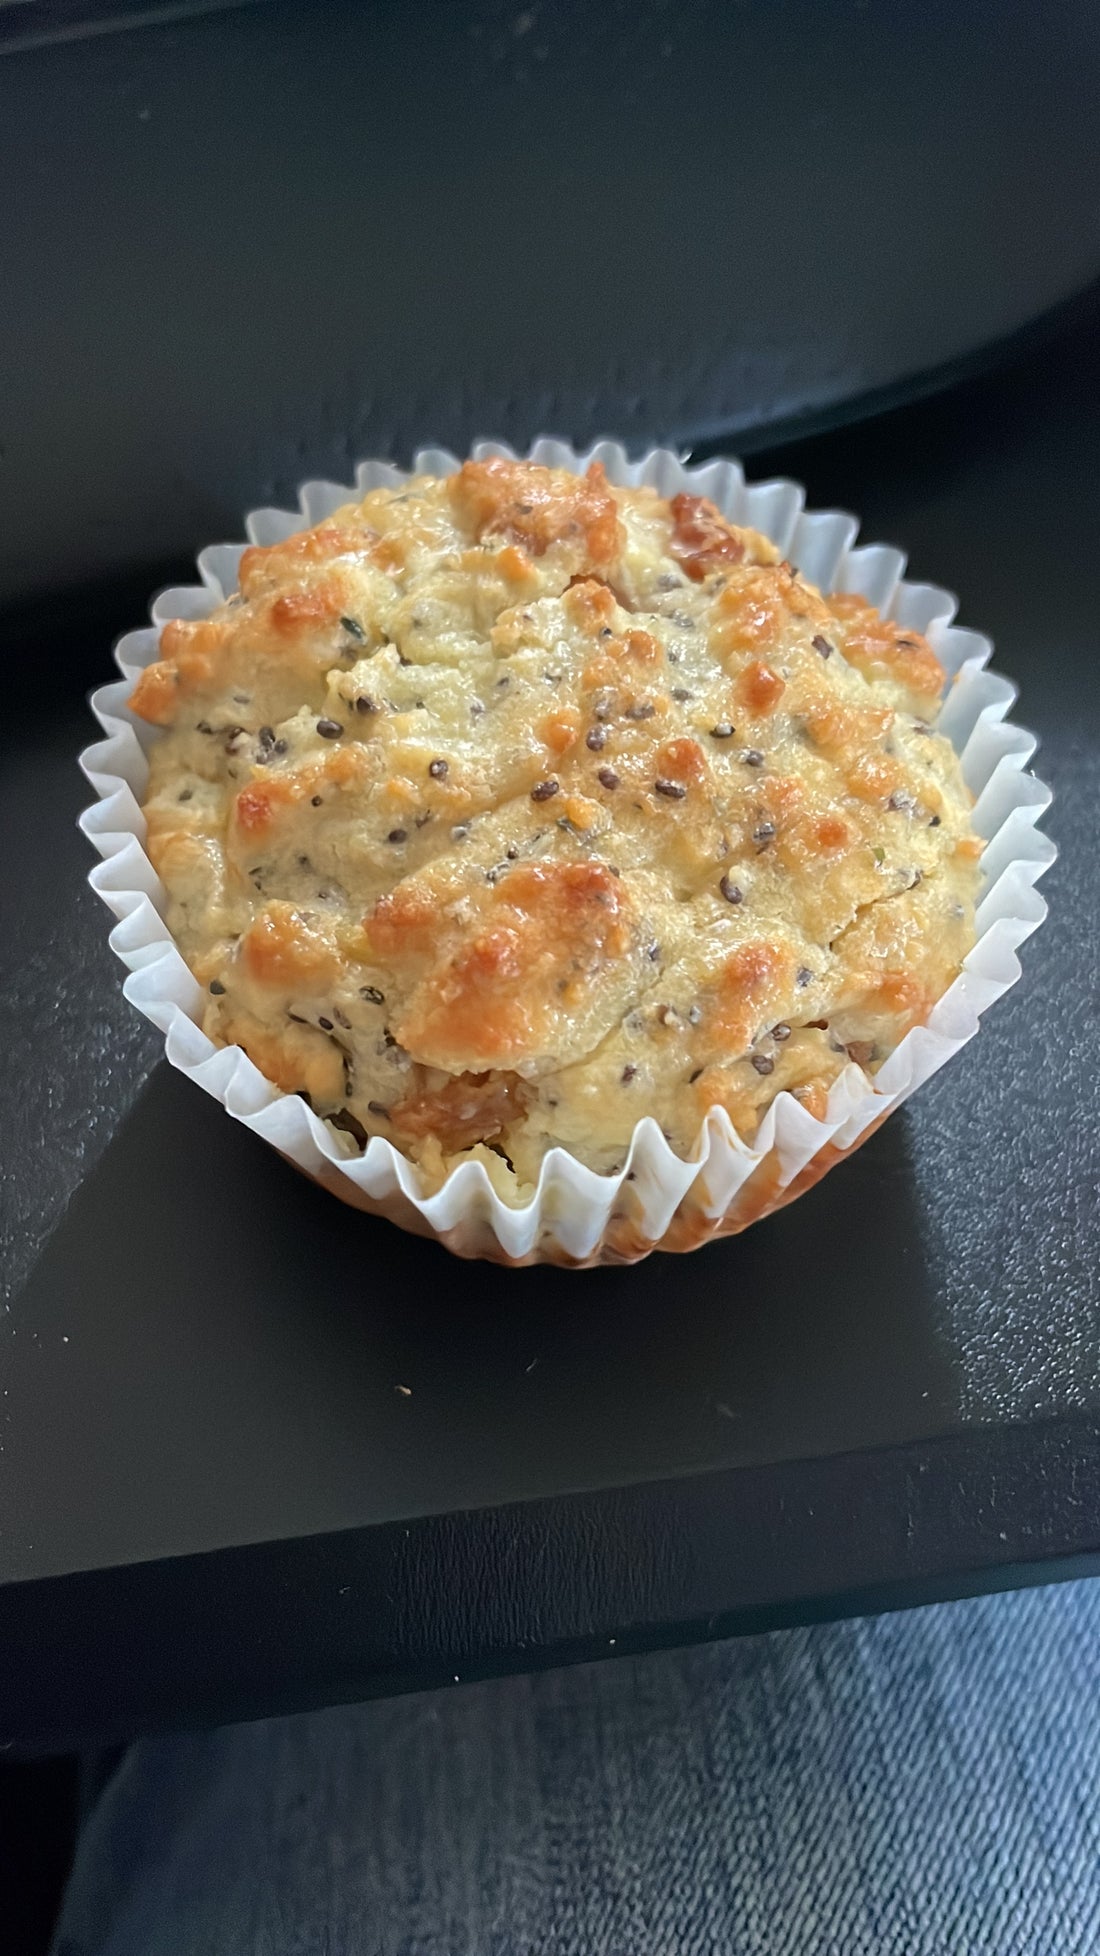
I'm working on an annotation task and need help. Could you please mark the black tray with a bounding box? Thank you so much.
[2,296,1097,1756]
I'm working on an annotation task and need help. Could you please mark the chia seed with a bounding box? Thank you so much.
[655,778,686,800]
[531,779,559,802]
[586,728,606,751]
[598,767,621,790]
[812,635,833,659]
[208,979,226,995]
[742,748,765,768]
[316,718,343,739]
[719,874,743,903]
[751,1054,775,1075]
[428,758,449,779]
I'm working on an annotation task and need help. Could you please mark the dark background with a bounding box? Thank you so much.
[2,2,1100,1948]
[3,0,1100,610]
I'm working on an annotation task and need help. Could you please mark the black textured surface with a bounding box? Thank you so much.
[1,308,1098,1754]
[2,0,1100,606]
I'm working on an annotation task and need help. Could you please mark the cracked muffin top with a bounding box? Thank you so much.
[130,457,980,1194]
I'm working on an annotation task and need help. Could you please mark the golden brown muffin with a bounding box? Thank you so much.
[131,459,980,1194]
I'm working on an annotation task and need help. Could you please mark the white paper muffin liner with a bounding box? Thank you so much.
[80,440,1054,1265]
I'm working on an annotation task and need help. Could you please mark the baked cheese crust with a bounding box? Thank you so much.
[131,460,979,1194]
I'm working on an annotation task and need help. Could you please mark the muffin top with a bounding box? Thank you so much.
[132,458,980,1193]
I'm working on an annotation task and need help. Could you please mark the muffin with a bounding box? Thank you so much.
[128,457,981,1203]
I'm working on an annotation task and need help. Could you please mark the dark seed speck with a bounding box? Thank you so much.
[387,827,408,843]
[655,778,686,800]
[742,748,765,767]
[710,722,735,740]
[318,1017,334,1031]
[812,635,833,659]
[340,615,366,641]
[598,766,620,790]
[316,718,343,739]
[772,1022,791,1041]
[719,874,743,904]
[310,795,322,806]
[428,758,449,779]
[621,1065,637,1083]
[208,979,226,995]
[531,779,559,802]
[355,696,376,715]
[797,966,814,988]
[586,727,606,751]
[360,986,385,1004]
[751,1054,775,1075]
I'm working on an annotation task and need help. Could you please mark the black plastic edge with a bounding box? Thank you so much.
[3,1412,1098,1756]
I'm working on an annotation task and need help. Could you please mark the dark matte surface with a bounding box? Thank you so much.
[1,303,1098,1755]
[3,0,1100,607]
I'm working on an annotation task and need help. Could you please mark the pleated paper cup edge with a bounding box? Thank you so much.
[78,439,1054,1264]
